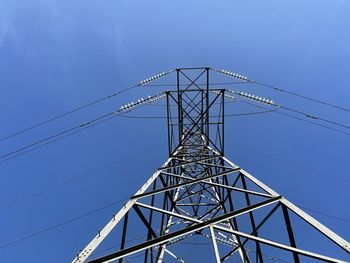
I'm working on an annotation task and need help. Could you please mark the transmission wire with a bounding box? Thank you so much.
[231,143,350,185]
[239,100,350,136]
[0,114,118,164]
[137,97,350,135]
[2,69,349,144]
[275,110,350,136]
[0,85,140,143]
[281,105,350,130]
[89,235,145,257]
[300,206,350,224]
[0,144,161,211]
[0,112,116,163]
[253,81,350,113]
[209,67,350,113]
[0,93,168,163]
[0,198,129,249]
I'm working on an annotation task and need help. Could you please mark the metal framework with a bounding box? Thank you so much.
[73,67,350,263]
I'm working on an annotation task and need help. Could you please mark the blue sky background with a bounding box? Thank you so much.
[0,0,349,262]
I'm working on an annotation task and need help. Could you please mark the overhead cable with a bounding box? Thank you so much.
[0,198,128,249]
[235,92,350,136]
[300,206,350,224]
[0,113,115,163]
[0,89,132,143]
[0,114,116,164]
[0,145,161,211]
[118,95,350,136]
[235,89,350,131]
[0,93,167,163]
[0,70,174,143]
[231,143,350,184]
[281,106,350,130]
[210,67,350,113]
[254,81,350,113]
[275,110,350,136]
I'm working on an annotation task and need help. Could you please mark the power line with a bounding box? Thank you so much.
[226,108,278,117]
[89,236,145,258]
[233,250,290,263]
[118,97,350,137]
[300,206,350,224]
[119,99,350,136]
[3,83,347,166]
[210,67,350,113]
[281,105,350,130]
[275,110,350,136]
[0,112,116,164]
[253,81,350,113]
[0,93,168,164]
[0,85,139,143]
[248,249,290,263]
[0,198,128,250]
[230,143,350,184]
[0,69,174,144]
[0,144,161,211]
[0,112,113,160]
[0,114,117,164]
[230,89,350,132]
[239,99,350,136]
[3,68,349,145]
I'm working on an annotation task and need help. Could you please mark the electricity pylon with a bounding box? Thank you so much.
[73,67,350,263]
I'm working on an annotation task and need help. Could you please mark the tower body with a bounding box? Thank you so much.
[73,68,350,263]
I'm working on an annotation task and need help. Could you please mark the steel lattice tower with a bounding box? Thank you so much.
[73,67,350,263]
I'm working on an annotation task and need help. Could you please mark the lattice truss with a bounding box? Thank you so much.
[73,68,350,263]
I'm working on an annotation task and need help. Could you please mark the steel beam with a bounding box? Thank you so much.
[87,197,280,262]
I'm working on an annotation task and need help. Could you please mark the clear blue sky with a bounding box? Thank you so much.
[0,0,349,262]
